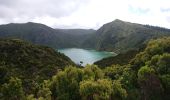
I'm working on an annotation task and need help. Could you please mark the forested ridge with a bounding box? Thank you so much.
[0,22,95,49]
[85,19,170,53]
[1,19,170,54]
[0,37,170,100]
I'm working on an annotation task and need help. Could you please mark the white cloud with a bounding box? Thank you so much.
[0,0,170,29]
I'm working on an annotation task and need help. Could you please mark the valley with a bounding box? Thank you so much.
[0,19,170,100]
[1,19,170,65]
[1,0,170,99]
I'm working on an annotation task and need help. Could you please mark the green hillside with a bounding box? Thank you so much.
[0,37,170,100]
[84,19,170,53]
[0,22,62,48]
[0,22,95,49]
[0,39,74,93]
[1,37,170,100]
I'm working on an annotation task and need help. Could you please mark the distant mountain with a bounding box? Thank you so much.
[0,22,62,48]
[0,22,96,49]
[0,20,170,54]
[84,19,170,53]
[56,29,96,48]
[56,29,95,35]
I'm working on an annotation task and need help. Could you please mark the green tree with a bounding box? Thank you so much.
[26,94,36,100]
[130,37,170,70]
[156,53,170,75]
[1,77,25,100]
[83,65,104,80]
[104,65,124,80]
[138,66,163,100]
[50,66,83,100]
[111,80,127,100]
[120,67,140,100]
[160,74,170,99]
[37,80,52,100]
[79,79,113,100]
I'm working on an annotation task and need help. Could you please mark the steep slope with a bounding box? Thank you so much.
[85,19,170,53]
[0,22,96,49]
[0,39,74,92]
[0,22,63,48]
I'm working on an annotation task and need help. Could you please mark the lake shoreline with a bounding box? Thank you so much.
[58,48,117,66]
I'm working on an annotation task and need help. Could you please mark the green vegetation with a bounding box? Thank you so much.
[1,77,25,100]
[1,20,170,54]
[1,37,170,100]
[94,49,140,68]
[130,37,170,99]
[0,39,74,94]
[0,23,95,49]
[84,19,170,53]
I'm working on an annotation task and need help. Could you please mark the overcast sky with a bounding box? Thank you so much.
[0,0,170,29]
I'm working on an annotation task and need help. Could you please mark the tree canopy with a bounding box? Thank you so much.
[1,37,170,100]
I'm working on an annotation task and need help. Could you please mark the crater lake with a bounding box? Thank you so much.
[58,48,117,66]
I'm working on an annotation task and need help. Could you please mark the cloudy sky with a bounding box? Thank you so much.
[0,0,170,29]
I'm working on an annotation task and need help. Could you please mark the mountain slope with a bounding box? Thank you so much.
[0,22,96,49]
[1,20,170,54]
[0,39,74,92]
[84,19,170,53]
[0,22,63,48]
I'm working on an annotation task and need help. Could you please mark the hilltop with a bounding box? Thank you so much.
[84,19,170,53]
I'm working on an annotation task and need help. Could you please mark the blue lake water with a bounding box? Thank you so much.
[58,48,117,66]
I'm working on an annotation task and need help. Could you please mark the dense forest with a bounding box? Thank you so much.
[0,39,74,97]
[1,37,170,100]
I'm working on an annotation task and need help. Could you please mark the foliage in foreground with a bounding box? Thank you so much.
[1,37,170,100]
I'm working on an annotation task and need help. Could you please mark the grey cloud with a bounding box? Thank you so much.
[0,0,18,6]
[0,0,89,23]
